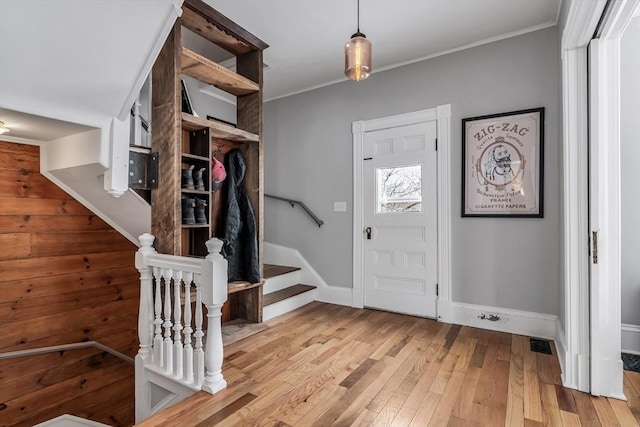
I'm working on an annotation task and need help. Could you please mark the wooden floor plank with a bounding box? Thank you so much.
[133,303,640,427]
[609,397,639,427]
[523,341,544,423]
[572,389,603,427]
[592,396,621,427]
[506,334,526,427]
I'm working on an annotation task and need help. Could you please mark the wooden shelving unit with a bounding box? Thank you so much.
[151,0,268,323]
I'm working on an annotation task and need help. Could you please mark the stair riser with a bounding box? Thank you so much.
[263,289,316,322]
[263,270,301,294]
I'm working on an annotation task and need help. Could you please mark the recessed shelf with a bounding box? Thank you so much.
[181,224,210,229]
[182,113,259,143]
[181,47,259,96]
[228,281,263,294]
[181,4,260,55]
[181,189,209,195]
[181,152,210,162]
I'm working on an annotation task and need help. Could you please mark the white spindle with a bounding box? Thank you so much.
[162,269,173,374]
[172,271,183,379]
[183,272,194,384]
[152,266,163,366]
[193,275,204,386]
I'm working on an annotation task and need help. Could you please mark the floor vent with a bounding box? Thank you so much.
[622,353,640,373]
[530,338,552,355]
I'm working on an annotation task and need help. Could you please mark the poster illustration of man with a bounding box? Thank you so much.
[481,137,518,185]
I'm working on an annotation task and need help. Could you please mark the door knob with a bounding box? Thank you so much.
[365,227,372,240]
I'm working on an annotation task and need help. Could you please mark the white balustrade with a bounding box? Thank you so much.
[134,233,228,396]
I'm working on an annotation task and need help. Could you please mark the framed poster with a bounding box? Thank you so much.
[462,107,544,217]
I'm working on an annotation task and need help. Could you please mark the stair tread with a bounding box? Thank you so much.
[263,284,316,306]
[264,264,301,279]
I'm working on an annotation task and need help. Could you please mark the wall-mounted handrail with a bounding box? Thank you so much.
[265,194,324,227]
[0,341,133,363]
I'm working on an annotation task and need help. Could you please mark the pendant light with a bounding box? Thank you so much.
[344,0,371,81]
[0,121,10,135]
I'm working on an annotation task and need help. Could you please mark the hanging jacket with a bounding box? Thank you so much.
[221,149,260,283]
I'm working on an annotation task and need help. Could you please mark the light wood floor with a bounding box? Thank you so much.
[137,302,640,426]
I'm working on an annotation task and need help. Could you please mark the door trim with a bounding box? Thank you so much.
[562,0,637,398]
[559,0,607,392]
[588,0,638,400]
[352,105,452,322]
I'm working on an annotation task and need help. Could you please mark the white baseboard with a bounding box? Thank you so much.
[555,318,568,375]
[316,285,353,307]
[451,302,557,340]
[554,317,581,390]
[622,323,640,355]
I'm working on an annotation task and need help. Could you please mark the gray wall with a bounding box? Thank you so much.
[621,15,640,327]
[264,27,561,315]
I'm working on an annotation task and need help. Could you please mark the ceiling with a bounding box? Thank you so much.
[0,108,94,142]
[0,0,561,142]
[204,0,562,101]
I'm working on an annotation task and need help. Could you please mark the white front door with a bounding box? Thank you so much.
[362,121,438,318]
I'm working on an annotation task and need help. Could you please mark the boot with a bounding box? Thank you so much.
[193,167,206,191]
[181,165,195,190]
[195,198,208,224]
[181,197,196,224]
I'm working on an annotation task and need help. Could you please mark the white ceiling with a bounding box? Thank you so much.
[204,0,562,101]
[0,0,561,142]
[0,108,94,142]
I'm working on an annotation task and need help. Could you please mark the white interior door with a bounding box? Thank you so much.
[588,35,625,398]
[362,121,438,318]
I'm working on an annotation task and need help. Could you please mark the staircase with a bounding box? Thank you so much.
[262,264,317,321]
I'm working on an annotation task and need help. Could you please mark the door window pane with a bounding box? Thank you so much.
[376,165,422,213]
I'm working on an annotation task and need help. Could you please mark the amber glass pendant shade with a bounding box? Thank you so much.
[345,31,372,81]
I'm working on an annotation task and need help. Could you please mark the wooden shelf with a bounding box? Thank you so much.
[181,189,209,195]
[228,281,263,294]
[181,113,259,143]
[181,3,254,56]
[129,145,152,153]
[181,47,259,96]
[181,152,209,162]
[181,224,209,228]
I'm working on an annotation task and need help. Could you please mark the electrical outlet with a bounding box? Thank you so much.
[334,202,347,212]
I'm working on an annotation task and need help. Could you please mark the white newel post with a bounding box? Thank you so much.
[201,238,228,394]
[135,233,156,422]
[135,233,156,360]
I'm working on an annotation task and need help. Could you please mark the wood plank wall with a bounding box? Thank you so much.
[0,141,140,356]
[0,141,139,426]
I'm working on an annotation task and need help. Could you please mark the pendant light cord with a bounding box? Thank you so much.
[357,0,360,32]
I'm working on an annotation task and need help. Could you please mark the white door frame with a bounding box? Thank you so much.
[588,0,638,400]
[560,0,607,393]
[562,0,638,398]
[352,104,452,322]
